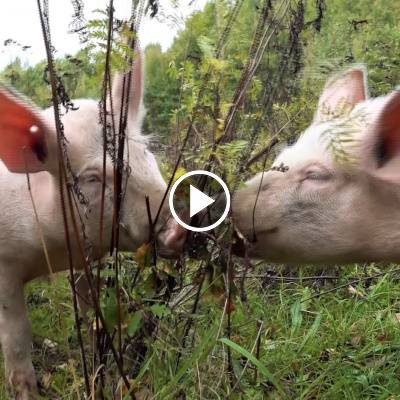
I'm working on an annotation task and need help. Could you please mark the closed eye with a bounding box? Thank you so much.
[306,171,332,181]
[304,171,332,181]
[86,175,101,183]
[261,182,270,191]
[79,169,102,184]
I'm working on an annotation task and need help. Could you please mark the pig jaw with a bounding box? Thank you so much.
[119,200,187,259]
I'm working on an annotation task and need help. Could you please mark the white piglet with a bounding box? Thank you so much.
[233,67,400,264]
[0,56,185,398]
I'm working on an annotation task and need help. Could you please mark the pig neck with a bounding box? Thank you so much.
[30,171,109,262]
[30,171,60,217]
[29,172,84,263]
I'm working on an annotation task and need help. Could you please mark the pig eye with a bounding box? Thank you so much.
[86,175,101,183]
[304,169,332,181]
[80,172,102,184]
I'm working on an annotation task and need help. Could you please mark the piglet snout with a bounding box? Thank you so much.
[157,218,187,259]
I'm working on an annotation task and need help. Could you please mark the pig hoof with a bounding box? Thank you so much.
[9,368,37,400]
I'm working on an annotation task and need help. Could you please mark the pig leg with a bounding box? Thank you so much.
[0,278,36,399]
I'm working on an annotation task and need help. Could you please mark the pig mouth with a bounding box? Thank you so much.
[232,231,247,257]
[155,217,187,259]
[232,226,278,257]
[232,226,256,257]
[157,245,182,259]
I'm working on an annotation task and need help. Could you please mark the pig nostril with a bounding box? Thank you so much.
[250,233,258,244]
[171,225,187,248]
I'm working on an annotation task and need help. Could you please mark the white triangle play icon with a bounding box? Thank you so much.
[189,185,215,218]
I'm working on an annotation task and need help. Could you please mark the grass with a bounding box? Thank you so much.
[2,263,400,399]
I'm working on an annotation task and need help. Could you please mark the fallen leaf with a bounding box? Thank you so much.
[377,333,389,342]
[41,372,52,389]
[350,336,361,347]
[348,285,365,299]
[43,338,57,350]
[133,243,152,268]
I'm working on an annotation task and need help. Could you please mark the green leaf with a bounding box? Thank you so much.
[197,36,214,59]
[150,303,171,318]
[127,312,142,336]
[101,290,117,331]
[298,313,322,352]
[290,300,303,337]
[219,337,286,397]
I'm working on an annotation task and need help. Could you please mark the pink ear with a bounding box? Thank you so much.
[111,50,144,125]
[315,67,368,121]
[0,87,49,173]
[131,50,143,118]
[374,90,400,166]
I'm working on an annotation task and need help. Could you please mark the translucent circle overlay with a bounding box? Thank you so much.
[168,170,231,232]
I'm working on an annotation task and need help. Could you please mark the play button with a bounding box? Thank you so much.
[169,170,231,232]
[190,185,215,218]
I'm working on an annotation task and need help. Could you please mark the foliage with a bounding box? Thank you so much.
[3,265,400,399]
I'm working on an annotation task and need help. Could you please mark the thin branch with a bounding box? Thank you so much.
[245,136,279,168]
[36,0,90,394]
[301,267,400,303]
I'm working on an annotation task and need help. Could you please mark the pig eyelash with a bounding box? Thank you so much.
[86,175,101,183]
[305,172,330,181]
[78,170,102,184]
[303,169,333,181]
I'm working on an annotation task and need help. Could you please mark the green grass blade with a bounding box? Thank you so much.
[298,313,322,352]
[219,337,287,397]
[155,323,219,399]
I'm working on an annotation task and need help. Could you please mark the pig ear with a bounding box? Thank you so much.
[111,50,144,129]
[0,86,56,173]
[315,66,368,122]
[371,90,400,169]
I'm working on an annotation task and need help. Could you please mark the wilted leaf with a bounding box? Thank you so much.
[42,372,52,389]
[348,285,365,298]
[133,243,152,268]
[377,333,389,342]
[350,336,361,347]
[43,338,58,350]
[56,363,68,371]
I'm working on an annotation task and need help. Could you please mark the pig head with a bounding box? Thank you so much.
[0,54,185,398]
[233,66,400,264]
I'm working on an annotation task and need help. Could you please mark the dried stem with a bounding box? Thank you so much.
[36,0,90,394]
